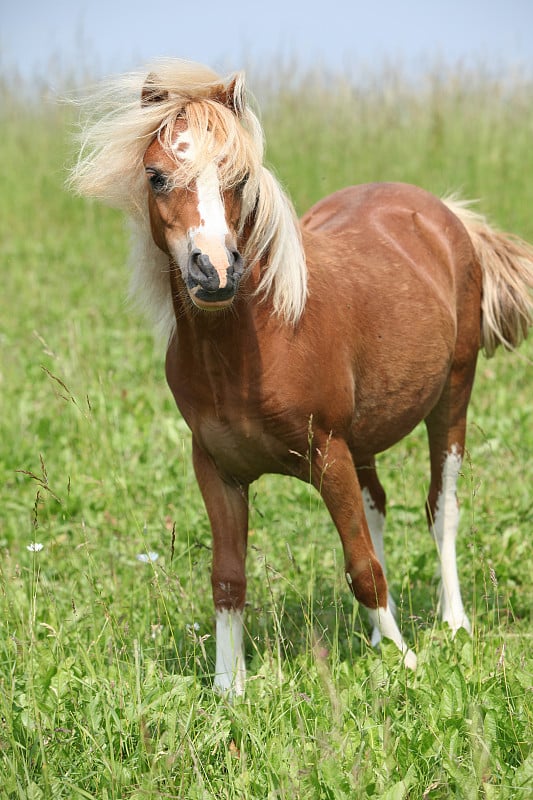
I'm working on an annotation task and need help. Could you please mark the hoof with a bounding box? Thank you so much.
[403,648,417,670]
[443,611,472,637]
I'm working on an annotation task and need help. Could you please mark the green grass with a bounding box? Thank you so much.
[0,66,532,798]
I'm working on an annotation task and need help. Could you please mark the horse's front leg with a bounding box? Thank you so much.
[313,437,417,669]
[192,438,248,696]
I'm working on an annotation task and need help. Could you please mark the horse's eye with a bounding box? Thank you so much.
[236,172,249,194]
[146,169,170,194]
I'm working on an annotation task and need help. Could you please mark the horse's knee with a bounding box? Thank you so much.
[346,556,387,609]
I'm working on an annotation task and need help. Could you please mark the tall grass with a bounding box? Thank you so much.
[0,64,532,798]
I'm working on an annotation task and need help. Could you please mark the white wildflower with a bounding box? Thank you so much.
[27,542,44,552]
[136,551,159,563]
[186,622,200,633]
[151,623,163,639]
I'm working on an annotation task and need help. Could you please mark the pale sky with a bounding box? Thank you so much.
[1,0,532,84]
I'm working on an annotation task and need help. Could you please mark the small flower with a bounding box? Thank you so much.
[136,551,159,563]
[151,623,163,639]
[27,542,44,552]
[186,621,200,633]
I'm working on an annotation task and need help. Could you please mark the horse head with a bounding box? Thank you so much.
[70,60,307,334]
[141,75,249,312]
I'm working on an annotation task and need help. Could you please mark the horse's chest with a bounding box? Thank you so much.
[196,414,292,482]
[169,363,298,481]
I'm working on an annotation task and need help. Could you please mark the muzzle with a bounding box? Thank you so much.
[187,247,244,306]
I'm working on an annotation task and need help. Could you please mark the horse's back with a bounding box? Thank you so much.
[302,182,455,238]
[301,181,479,314]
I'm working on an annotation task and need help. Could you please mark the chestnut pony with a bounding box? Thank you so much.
[71,60,533,695]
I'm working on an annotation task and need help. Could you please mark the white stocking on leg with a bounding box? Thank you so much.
[214,609,246,697]
[367,604,417,669]
[432,447,471,634]
[362,487,396,646]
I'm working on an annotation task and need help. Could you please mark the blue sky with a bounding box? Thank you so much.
[2,0,532,83]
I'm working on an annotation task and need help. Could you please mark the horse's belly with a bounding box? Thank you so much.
[348,361,448,460]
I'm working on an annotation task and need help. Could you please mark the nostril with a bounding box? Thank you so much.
[193,252,211,270]
[229,249,244,278]
[188,249,220,291]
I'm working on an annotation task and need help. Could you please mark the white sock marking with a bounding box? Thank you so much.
[367,604,417,669]
[362,486,386,567]
[214,609,246,696]
[432,446,471,634]
[362,487,396,646]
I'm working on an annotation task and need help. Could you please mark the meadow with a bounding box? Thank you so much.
[0,63,532,798]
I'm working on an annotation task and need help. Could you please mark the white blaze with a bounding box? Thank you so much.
[173,129,229,287]
[195,162,229,239]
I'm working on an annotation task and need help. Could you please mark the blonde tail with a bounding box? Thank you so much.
[443,198,533,357]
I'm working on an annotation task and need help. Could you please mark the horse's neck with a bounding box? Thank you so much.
[170,272,262,358]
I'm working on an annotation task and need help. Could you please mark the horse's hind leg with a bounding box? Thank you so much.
[315,437,416,668]
[356,459,396,646]
[425,368,476,635]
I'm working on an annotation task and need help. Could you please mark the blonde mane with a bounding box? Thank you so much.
[69,59,307,339]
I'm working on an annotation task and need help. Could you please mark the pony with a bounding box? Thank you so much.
[70,59,533,696]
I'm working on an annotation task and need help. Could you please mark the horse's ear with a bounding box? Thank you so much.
[141,73,169,106]
[213,74,246,116]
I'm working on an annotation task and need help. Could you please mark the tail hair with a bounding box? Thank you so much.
[443,197,533,357]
